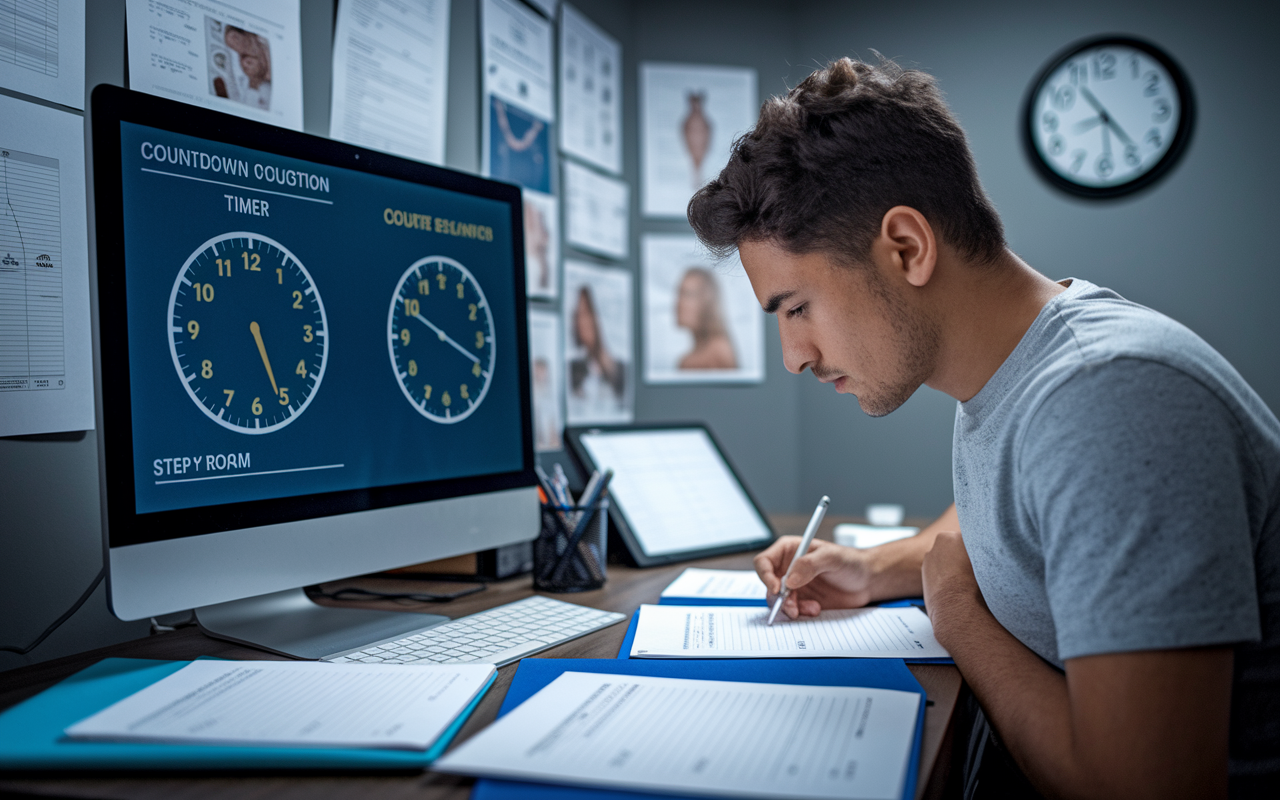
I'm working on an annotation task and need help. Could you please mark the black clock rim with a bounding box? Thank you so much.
[1020,34,1195,199]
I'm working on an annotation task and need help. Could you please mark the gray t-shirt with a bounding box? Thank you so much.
[952,279,1280,781]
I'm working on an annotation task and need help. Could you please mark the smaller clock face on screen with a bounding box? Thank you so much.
[387,256,496,424]
[168,232,328,434]
[1026,37,1193,197]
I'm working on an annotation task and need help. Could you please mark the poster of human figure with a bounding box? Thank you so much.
[642,234,764,384]
[639,63,757,218]
[563,260,633,424]
[523,189,559,300]
[527,309,564,452]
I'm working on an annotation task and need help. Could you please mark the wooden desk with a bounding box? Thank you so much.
[0,515,961,799]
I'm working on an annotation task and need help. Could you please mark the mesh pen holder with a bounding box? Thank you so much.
[533,496,608,592]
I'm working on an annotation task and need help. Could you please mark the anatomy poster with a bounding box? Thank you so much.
[642,234,763,384]
[640,63,756,218]
[563,260,632,425]
[527,308,564,452]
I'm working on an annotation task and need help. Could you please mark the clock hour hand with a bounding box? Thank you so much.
[249,320,280,396]
[412,312,481,365]
[1078,86,1136,147]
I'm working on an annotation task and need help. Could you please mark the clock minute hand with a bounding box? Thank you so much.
[413,312,481,365]
[249,320,280,396]
[1078,86,1136,147]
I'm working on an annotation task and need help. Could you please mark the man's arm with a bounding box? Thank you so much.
[755,503,959,618]
[924,531,1232,799]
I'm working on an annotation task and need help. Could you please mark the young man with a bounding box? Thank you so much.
[687,57,1279,799]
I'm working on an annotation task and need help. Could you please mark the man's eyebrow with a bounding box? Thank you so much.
[762,290,796,315]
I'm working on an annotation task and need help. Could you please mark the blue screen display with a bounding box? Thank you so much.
[120,122,524,515]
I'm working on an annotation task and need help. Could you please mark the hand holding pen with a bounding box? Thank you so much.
[767,496,830,625]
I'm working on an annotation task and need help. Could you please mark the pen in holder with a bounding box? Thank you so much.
[533,495,608,592]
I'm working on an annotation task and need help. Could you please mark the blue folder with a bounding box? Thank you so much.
[470,657,926,800]
[617,608,955,665]
[0,657,494,770]
[656,595,925,609]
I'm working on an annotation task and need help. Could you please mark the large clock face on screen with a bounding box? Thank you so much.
[168,232,328,434]
[387,256,496,423]
[1025,36,1194,198]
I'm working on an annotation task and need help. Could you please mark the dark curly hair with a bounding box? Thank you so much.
[688,57,1005,266]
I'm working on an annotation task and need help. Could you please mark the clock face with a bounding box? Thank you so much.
[168,232,328,434]
[1026,37,1193,197]
[387,256,496,424]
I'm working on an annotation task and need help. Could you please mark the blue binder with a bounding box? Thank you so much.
[471,657,927,800]
[0,658,494,770]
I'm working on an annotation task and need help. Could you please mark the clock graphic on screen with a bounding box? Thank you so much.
[1024,36,1194,198]
[168,232,328,434]
[387,256,495,423]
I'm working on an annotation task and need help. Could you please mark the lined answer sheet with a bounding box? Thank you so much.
[64,660,495,750]
[660,568,767,601]
[434,671,920,800]
[631,604,949,659]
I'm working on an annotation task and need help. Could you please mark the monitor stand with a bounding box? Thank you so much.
[194,587,448,660]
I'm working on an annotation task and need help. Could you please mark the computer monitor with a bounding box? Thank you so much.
[90,85,538,659]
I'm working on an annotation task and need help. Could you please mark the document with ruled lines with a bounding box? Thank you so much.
[660,568,768,601]
[435,671,920,800]
[64,660,495,750]
[630,604,949,659]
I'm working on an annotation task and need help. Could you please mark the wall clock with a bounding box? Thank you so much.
[1024,36,1194,198]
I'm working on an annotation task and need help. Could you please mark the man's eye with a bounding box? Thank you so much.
[787,304,807,318]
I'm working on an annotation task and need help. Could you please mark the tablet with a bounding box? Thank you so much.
[565,424,774,566]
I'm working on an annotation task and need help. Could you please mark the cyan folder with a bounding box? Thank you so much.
[0,657,494,771]
[471,657,927,800]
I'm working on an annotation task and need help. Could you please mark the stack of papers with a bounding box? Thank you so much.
[659,568,768,605]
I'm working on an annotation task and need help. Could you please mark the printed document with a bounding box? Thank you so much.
[435,670,920,800]
[631,604,949,659]
[661,568,766,602]
[65,660,495,750]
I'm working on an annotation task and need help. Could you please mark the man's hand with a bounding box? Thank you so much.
[920,530,981,649]
[753,537,874,619]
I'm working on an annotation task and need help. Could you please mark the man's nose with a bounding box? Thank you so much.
[779,324,815,375]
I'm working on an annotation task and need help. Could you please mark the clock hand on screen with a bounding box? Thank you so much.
[1079,86,1136,147]
[412,312,481,365]
[249,320,281,396]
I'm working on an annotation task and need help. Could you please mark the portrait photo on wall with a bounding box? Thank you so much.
[488,97,553,194]
[527,308,565,452]
[642,234,764,384]
[523,188,559,300]
[563,260,634,425]
[205,16,272,111]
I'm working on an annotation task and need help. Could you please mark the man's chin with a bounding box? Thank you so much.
[853,387,914,418]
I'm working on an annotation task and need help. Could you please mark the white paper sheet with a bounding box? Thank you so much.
[564,161,627,260]
[65,660,495,750]
[631,604,950,660]
[482,0,554,194]
[528,308,564,452]
[642,233,763,384]
[523,187,559,300]
[0,0,85,108]
[435,670,920,800]
[329,0,451,166]
[558,4,621,174]
[640,63,756,218]
[661,568,767,601]
[563,260,632,425]
[125,0,304,130]
[0,95,93,435]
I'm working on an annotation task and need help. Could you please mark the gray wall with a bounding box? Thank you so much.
[3,0,1276,670]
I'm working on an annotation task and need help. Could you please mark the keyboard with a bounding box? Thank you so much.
[324,595,627,667]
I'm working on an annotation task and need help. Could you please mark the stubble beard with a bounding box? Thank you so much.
[851,271,940,418]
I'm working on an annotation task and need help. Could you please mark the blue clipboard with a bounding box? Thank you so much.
[0,658,494,771]
[472,657,927,800]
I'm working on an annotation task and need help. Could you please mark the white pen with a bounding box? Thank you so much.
[767,495,831,625]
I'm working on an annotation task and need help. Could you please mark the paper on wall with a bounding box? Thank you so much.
[558,3,621,175]
[0,0,85,109]
[564,160,627,260]
[563,259,632,425]
[527,308,564,452]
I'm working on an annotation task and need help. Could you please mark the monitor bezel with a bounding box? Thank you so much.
[91,84,536,550]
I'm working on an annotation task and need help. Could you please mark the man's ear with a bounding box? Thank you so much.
[875,206,937,288]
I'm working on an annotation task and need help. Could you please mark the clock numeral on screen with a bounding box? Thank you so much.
[1145,128,1163,149]
[442,390,451,407]
[405,298,420,317]
[1153,99,1171,123]
[408,359,418,377]
[201,359,213,379]
[303,324,314,342]
[278,387,289,405]
[252,397,263,415]
[187,320,199,339]
[242,252,261,271]
[223,389,234,406]
[424,384,432,399]
[292,290,304,309]
[296,359,307,378]
[474,331,485,349]
[1092,52,1116,81]
[1070,149,1087,173]
[1124,145,1141,167]
[216,258,232,277]
[400,328,411,345]
[1144,71,1160,97]
[460,384,469,400]
[437,273,447,290]
[468,303,478,321]
[193,282,214,302]
[276,267,283,284]
[472,361,481,377]
[418,279,430,296]
[456,282,464,299]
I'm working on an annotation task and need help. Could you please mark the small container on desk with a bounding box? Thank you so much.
[533,496,608,592]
